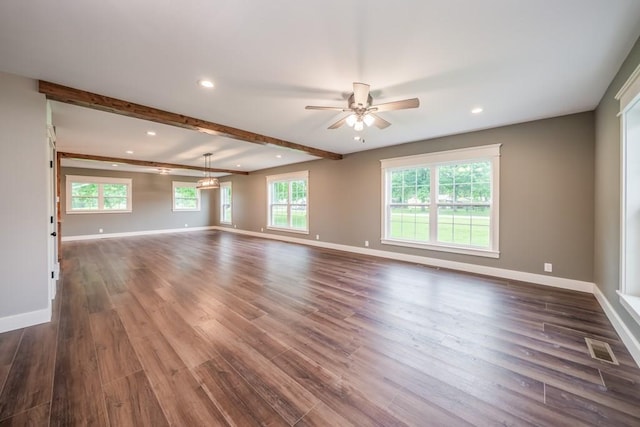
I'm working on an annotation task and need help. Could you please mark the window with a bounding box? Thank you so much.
[172,181,200,211]
[220,181,232,224]
[381,144,500,258]
[617,63,640,324]
[66,175,132,213]
[267,171,308,233]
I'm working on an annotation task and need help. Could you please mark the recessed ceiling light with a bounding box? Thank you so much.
[236,164,241,167]
[112,164,118,167]
[276,154,282,158]
[198,79,214,89]
[354,136,361,141]
[146,130,156,136]
[126,150,134,154]
[471,107,483,114]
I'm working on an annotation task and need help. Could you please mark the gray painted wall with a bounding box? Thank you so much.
[0,72,49,318]
[218,112,595,282]
[594,36,640,340]
[61,167,215,237]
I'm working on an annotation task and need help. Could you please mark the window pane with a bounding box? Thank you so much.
[402,186,416,203]
[454,164,471,183]
[439,165,454,186]
[403,169,416,186]
[472,162,491,183]
[455,183,471,203]
[104,197,127,210]
[471,161,491,203]
[71,197,98,210]
[272,182,288,203]
[392,168,429,204]
[390,205,429,241]
[71,183,98,197]
[437,205,489,248]
[437,205,455,243]
[104,183,127,197]
[291,205,307,229]
[175,186,197,199]
[391,171,403,202]
[222,204,232,222]
[291,180,307,204]
[416,168,430,203]
[470,206,491,247]
[271,205,288,227]
[220,185,232,222]
[472,182,491,203]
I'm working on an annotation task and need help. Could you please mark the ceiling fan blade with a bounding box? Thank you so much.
[370,113,391,129]
[305,105,347,111]
[352,82,370,107]
[328,116,348,129]
[372,98,420,112]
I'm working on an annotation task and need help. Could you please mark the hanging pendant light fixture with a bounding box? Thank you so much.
[196,153,220,190]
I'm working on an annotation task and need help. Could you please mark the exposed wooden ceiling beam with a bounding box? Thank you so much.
[39,80,343,160]
[58,152,249,175]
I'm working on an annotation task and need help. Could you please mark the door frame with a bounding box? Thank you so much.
[47,124,59,300]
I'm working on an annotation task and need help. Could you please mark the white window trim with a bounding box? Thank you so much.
[66,175,132,214]
[266,170,309,234]
[172,181,201,212]
[380,144,501,258]
[616,62,640,325]
[220,181,232,224]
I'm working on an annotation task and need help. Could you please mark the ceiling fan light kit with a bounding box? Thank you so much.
[363,113,375,127]
[196,153,220,190]
[305,82,419,132]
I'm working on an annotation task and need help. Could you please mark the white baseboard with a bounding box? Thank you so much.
[0,305,51,333]
[62,226,217,242]
[594,287,640,367]
[213,226,594,293]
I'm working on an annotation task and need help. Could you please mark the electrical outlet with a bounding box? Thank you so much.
[234,224,237,228]
[544,263,553,273]
[98,228,103,233]
[316,234,320,240]
[261,227,264,232]
[365,240,369,247]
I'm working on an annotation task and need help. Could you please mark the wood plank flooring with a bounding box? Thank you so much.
[1,230,640,426]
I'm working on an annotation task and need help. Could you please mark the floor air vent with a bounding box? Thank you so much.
[585,338,619,365]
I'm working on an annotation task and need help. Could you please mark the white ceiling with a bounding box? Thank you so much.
[1,1,639,175]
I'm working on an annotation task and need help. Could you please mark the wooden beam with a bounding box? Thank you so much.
[58,152,249,175]
[39,80,343,160]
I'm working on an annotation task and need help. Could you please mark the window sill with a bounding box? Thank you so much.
[266,226,309,235]
[618,291,640,326]
[66,210,132,214]
[219,221,232,225]
[172,208,201,212]
[381,238,500,259]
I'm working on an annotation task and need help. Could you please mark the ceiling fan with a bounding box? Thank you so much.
[305,82,419,131]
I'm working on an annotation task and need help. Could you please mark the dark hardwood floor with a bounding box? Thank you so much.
[1,230,640,426]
